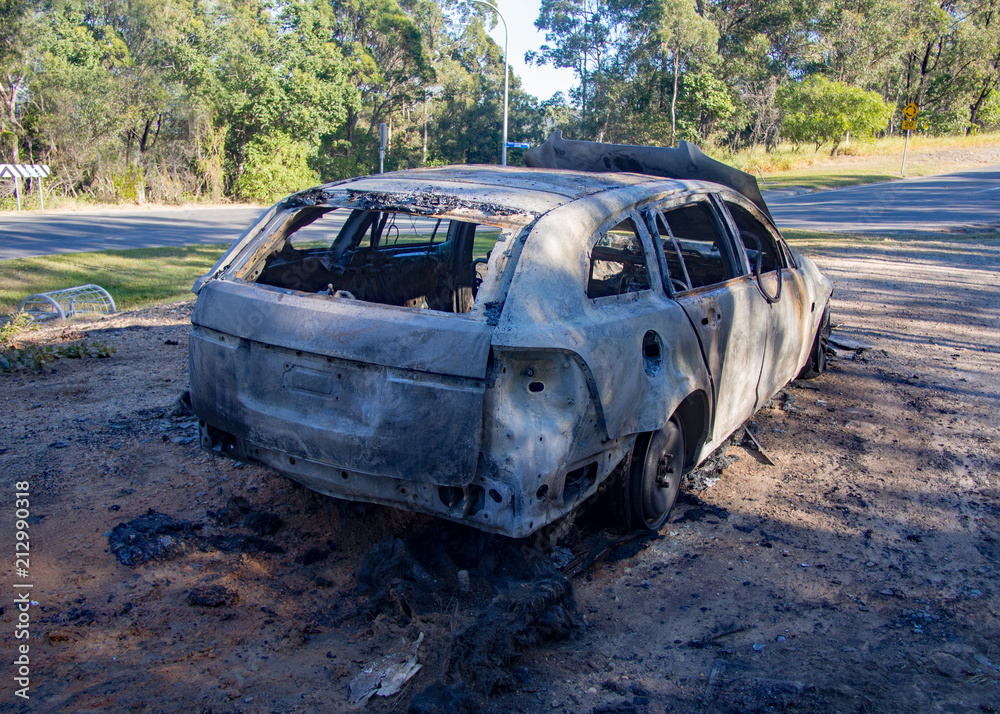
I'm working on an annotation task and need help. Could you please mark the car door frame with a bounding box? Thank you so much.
[642,191,772,457]
[555,205,713,442]
[715,192,811,404]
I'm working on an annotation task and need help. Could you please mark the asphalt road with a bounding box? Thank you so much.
[0,206,266,260]
[766,164,1000,233]
[2,165,999,260]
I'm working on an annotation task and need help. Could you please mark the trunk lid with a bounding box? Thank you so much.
[190,280,492,485]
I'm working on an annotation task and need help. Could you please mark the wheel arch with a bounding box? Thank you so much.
[673,389,711,471]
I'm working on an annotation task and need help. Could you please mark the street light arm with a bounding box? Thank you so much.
[470,0,509,167]
[469,0,507,36]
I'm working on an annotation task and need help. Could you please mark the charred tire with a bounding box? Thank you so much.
[798,305,831,379]
[623,418,685,531]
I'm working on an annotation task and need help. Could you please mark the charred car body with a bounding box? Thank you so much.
[190,149,832,538]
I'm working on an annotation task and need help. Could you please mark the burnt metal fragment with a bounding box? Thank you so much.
[208,495,283,536]
[108,509,201,566]
[356,523,580,695]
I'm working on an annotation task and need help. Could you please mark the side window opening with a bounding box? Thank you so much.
[655,202,735,291]
[726,202,784,276]
[247,207,502,314]
[587,218,651,299]
[653,212,692,293]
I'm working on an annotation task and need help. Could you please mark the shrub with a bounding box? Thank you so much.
[0,311,33,349]
[232,132,319,204]
[0,340,115,373]
[778,77,893,155]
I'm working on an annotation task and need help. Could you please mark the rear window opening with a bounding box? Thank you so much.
[587,218,651,299]
[246,207,502,314]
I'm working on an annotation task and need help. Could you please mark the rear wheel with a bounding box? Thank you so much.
[798,305,831,379]
[621,418,685,531]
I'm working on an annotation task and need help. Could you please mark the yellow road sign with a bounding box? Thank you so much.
[901,120,917,131]
[903,102,919,120]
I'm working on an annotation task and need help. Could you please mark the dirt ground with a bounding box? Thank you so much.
[1,231,999,713]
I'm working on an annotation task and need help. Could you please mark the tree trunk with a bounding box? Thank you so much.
[670,50,679,147]
[658,53,667,112]
[346,110,358,159]
[134,116,162,205]
[0,74,25,164]
[968,81,994,135]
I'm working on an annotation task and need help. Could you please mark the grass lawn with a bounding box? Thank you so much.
[758,170,900,191]
[0,244,229,316]
[0,231,502,318]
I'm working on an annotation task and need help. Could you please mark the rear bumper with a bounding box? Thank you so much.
[198,423,497,524]
[199,421,631,538]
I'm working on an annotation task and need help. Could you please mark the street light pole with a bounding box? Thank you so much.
[471,0,508,166]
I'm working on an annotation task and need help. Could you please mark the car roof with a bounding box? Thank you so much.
[369,165,660,197]
[315,165,700,218]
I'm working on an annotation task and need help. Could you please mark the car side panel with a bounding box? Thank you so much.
[756,267,810,403]
[493,204,710,442]
[789,248,835,365]
[715,193,814,404]
[675,278,769,448]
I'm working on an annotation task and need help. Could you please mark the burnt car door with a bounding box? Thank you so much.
[563,213,708,440]
[646,196,770,444]
[720,198,809,404]
[577,215,666,438]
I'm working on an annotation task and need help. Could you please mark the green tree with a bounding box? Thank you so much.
[778,76,893,154]
[327,0,431,173]
[654,0,718,145]
[677,69,737,142]
[945,1,1000,134]
[529,0,610,130]
[810,0,906,88]
[0,0,35,164]
[399,4,543,166]
[171,0,356,190]
[32,3,135,190]
[976,88,1000,130]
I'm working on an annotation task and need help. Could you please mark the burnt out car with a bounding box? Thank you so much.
[189,163,831,538]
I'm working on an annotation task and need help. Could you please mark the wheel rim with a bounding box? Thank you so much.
[634,420,684,530]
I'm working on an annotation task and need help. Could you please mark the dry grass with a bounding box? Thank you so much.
[710,132,1000,190]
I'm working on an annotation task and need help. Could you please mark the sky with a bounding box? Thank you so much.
[475,0,578,101]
